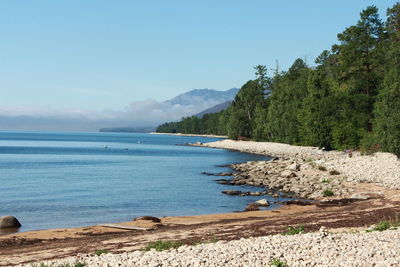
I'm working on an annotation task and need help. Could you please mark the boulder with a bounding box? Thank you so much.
[133,216,161,223]
[254,199,269,206]
[288,163,300,171]
[0,216,21,229]
[281,170,297,178]
[244,203,260,212]
[221,190,242,196]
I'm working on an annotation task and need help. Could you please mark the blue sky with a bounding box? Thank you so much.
[0,0,398,113]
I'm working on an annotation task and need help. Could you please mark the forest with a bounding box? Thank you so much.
[157,4,400,157]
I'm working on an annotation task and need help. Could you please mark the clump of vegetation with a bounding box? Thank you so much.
[323,189,334,197]
[318,165,327,171]
[270,258,288,267]
[322,179,331,184]
[282,225,304,235]
[192,235,218,245]
[329,170,340,175]
[94,249,108,256]
[367,217,400,232]
[142,240,183,251]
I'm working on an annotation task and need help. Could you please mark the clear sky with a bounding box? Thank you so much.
[0,0,398,112]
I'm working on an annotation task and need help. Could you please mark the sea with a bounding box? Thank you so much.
[0,131,291,233]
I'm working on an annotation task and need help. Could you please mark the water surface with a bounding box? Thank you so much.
[0,131,289,233]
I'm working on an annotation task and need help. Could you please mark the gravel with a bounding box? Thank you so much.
[201,140,400,190]
[22,228,400,266]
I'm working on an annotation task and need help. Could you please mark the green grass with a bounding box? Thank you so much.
[323,189,334,197]
[322,179,331,184]
[192,235,218,245]
[329,170,340,175]
[282,225,304,235]
[270,258,287,267]
[367,218,400,232]
[94,249,108,256]
[318,165,327,171]
[142,240,183,251]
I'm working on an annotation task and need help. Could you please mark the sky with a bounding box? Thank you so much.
[0,0,398,130]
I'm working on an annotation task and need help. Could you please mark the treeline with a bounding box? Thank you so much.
[157,4,400,157]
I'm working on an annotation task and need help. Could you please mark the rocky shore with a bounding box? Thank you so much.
[20,227,400,266]
[198,139,400,199]
[7,139,400,266]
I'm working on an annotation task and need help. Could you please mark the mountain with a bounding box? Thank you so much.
[193,101,232,118]
[99,88,239,133]
[163,88,239,106]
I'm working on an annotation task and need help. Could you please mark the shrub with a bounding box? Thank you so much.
[283,225,304,235]
[270,258,288,267]
[322,179,330,184]
[142,240,183,251]
[323,189,334,197]
[94,249,108,256]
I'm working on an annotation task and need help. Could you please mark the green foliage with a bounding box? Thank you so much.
[270,258,288,267]
[156,3,400,159]
[322,179,331,184]
[323,189,334,197]
[94,249,108,256]
[142,240,183,252]
[282,225,304,235]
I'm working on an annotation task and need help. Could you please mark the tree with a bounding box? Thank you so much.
[373,3,400,157]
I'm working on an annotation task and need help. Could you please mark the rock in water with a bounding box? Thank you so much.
[0,216,21,228]
[255,199,269,206]
[244,203,260,211]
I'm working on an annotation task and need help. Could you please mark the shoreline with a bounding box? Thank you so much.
[149,132,228,138]
[2,139,400,266]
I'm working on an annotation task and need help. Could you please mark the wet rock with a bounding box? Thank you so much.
[0,216,21,229]
[221,190,242,196]
[215,179,235,185]
[133,216,161,223]
[244,203,260,211]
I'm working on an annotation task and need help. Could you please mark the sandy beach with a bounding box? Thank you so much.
[2,139,400,266]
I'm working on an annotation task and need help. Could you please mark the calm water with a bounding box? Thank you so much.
[0,131,288,233]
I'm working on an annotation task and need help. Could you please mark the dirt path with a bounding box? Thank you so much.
[2,186,400,266]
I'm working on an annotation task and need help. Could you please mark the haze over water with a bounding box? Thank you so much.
[0,131,285,232]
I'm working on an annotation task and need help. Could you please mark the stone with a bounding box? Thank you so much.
[0,216,21,228]
[281,170,297,178]
[133,216,161,223]
[288,163,300,171]
[254,199,269,206]
[222,190,242,196]
[244,203,259,212]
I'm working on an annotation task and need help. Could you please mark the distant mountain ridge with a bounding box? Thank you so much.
[193,101,232,118]
[99,88,239,133]
[163,88,239,106]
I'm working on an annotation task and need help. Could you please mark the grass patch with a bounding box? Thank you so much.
[142,240,183,252]
[329,170,340,175]
[323,189,334,197]
[367,218,400,232]
[270,258,287,267]
[94,249,108,256]
[282,225,304,235]
[322,179,331,184]
[192,235,218,245]
[318,165,327,171]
